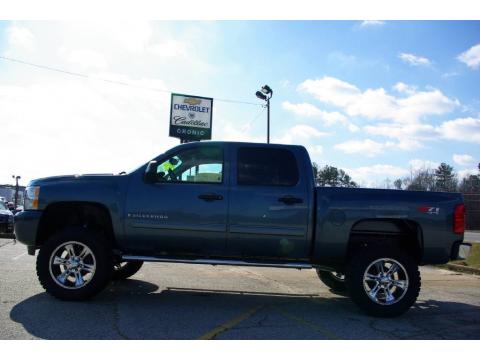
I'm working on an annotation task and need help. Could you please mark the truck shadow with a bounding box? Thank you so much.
[10,279,480,339]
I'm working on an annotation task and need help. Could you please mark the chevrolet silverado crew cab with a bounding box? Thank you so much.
[15,141,470,317]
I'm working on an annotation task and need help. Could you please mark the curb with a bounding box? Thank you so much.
[437,263,480,276]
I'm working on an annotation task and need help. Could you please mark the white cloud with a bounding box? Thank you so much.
[290,124,329,138]
[360,21,385,27]
[64,48,108,69]
[275,124,330,145]
[347,123,360,132]
[282,101,358,131]
[298,76,458,125]
[6,25,35,52]
[453,154,476,167]
[408,159,440,171]
[437,117,480,143]
[307,145,324,157]
[394,138,424,151]
[217,122,263,143]
[442,71,459,78]
[299,77,360,108]
[393,82,417,95]
[346,164,409,186]
[458,43,480,70]
[148,40,188,58]
[396,89,458,121]
[399,53,432,67]
[458,168,479,179]
[334,137,424,157]
[334,139,390,157]
[97,21,152,53]
[364,123,436,141]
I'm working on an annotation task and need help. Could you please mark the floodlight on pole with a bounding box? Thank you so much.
[12,175,21,209]
[255,91,267,101]
[261,85,272,95]
[255,84,273,143]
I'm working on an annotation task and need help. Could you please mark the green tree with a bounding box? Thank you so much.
[435,163,458,192]
[315,165,358,188]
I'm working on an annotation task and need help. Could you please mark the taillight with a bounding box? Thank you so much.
[453,204,465,234]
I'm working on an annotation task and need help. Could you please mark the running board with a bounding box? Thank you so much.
[121,255,312,269]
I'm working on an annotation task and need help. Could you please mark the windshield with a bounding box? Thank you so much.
[0,202,7,210]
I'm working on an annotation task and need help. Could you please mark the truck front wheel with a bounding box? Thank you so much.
[346,248,420,317]
[36,228,113,301]
[316,269,346,292]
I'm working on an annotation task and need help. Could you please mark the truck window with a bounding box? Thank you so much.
[237,147,299,186]
[156,146,223,184]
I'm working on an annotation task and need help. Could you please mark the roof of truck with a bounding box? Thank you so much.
[173,141,305,149]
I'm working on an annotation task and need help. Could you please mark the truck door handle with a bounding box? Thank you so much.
[278,195,303,205]
[198,193,223,201]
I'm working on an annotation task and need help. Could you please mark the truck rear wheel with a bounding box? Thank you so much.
[113,261,143,280]
[36,228,113,301]
[346,248,420,317]
[316,269,346,292]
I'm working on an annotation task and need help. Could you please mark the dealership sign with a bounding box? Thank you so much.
[169,93,213,141]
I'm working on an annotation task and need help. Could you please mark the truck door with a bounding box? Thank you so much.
[124,143,228,256]
[227,145,310,260]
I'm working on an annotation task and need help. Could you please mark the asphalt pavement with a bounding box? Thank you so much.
[1,238,480,339]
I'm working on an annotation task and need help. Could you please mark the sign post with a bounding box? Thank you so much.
[169,93,213,142]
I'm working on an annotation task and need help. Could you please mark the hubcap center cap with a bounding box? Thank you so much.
[49,241,97,289]
[380,276,390,285]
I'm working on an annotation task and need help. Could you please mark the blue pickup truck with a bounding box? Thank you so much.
[14,141,470,317]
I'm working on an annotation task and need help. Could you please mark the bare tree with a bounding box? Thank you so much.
[404,168,436,191]
[393,178,403,190]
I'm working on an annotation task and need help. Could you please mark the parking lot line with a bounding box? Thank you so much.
[0,240,14,248]
[272,306,342,340]
[12,251,27,261]
[198,304,264,340]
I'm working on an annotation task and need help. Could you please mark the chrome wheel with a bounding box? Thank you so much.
[363,258,409,306]
[48,241,96,289]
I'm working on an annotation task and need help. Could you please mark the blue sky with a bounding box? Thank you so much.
[0,21,479,186]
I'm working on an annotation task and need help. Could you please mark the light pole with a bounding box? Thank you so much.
[255,85,273,143]
[12,175,21,209]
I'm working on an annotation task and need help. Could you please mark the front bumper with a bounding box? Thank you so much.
[14,210,42,253]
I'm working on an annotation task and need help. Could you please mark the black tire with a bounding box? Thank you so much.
[316,269,347,292]
[112,261,143,280]
[36,228,113,301]
[346,248,421,318]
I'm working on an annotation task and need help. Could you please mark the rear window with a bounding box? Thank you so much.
[237,147,299,186]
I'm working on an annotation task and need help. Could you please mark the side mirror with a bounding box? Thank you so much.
[144,160,158,183]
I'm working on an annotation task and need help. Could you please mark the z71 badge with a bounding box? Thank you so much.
[417,206,440,215]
